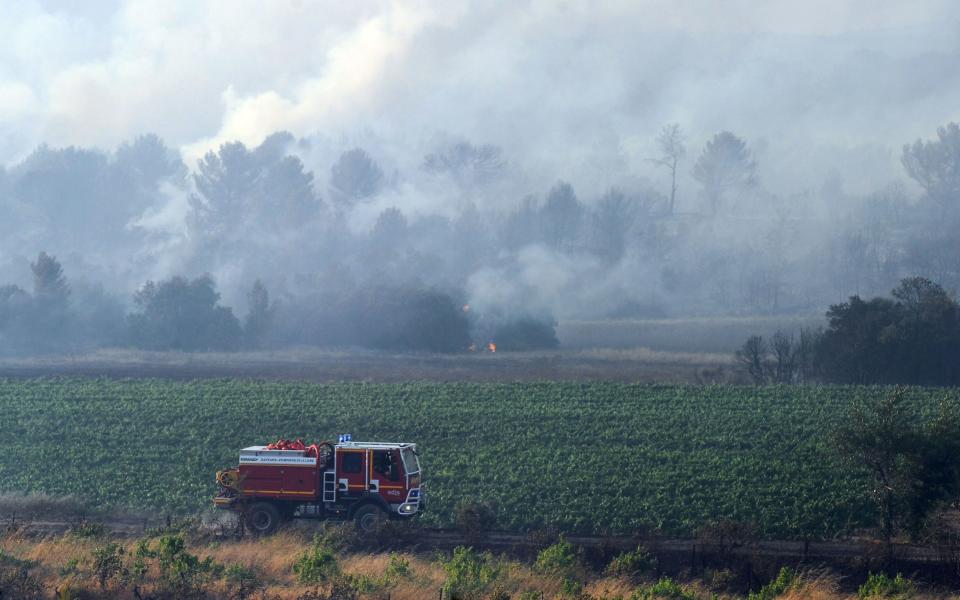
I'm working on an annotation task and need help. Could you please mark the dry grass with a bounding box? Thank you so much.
[0,342,734,384]
[4,532,960,600]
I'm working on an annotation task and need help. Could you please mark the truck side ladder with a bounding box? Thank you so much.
[322,470,337,503]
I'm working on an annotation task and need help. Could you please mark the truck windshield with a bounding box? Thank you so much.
[401,447,419,474]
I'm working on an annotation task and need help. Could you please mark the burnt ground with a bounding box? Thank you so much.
[0,346,736,383]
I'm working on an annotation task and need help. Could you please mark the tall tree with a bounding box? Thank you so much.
[191,134,317,240]
[539,181,583,252]
[589,188,640,263]
[244,279,274,349]
[113,133,187,194]
[329,147,384,206]
[902,122,960,220]
[31,252,69,309]
[649,124,686,215]
[13,145,109,251]
[692,131,757,216]
[834,388,960,543]
[422,141,505,187]
[27,252,72,350]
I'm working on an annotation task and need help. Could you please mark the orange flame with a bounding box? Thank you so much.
[488,342,496,353]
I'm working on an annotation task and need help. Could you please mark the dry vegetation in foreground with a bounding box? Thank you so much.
[1,523,957,600]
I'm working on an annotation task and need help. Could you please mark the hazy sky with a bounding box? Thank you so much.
[2,0,959,196]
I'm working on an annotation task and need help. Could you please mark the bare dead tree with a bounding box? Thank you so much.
[649,124,686,215]
[770,331,796,384]
[735,335,768,384]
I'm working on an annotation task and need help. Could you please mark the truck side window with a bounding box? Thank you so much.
[342,452,362,473]
[373,450,399,481]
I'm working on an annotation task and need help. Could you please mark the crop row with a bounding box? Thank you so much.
[0,379,949,538]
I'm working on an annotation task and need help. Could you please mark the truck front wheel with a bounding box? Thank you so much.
[353,503,385,534]
[245,502,281,536]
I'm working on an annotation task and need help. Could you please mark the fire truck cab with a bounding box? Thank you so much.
[214,437,423,535]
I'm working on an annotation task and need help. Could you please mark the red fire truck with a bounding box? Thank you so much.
[213,437,423,535]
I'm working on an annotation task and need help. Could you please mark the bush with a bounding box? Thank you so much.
[70,521,108,539]
[630,577,697,600]
[441,546,502,600]
[454,500,497,542]
[0,566,45,600]
[225,563,262,600]
[293,536,340,584]
[748,567,798,600]
[534,536,578,577]
[128,275,242,352]
[91,542,126,588]
[492,317,559,351]
[133,533,221,598]
[858,572,916,599]
[383,552,411,582]
[607,545,657,580]
[312,286,471,353]
[816,277,960,385]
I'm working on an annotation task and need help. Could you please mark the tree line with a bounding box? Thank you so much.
[1,121,959,355]
[0,252,556,354]
[736,276,960,386]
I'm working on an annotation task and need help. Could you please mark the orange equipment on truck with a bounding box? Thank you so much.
[214,435,423,535]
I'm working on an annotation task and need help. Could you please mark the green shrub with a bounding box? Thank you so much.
[534,536,578,576]
[704,567,737,591]
[131,533,221,598]
[59,558,80,577]
[561,576,583,598]
[630,577,698,600]
[858,572,916,599]
[69,521,107,539]
[441,546,502,600]
[0,566,45,600]
[91,542,126,588]
[0,549,36,569]
[384,552,412,583]
[293,536,340,584]
[225,563,262,600]
[607,545,657,580]
[748,567,798,600]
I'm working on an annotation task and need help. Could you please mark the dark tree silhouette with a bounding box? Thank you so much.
[539,181,583,252]
[816,277,960,385]
[692,131,757,216]
[423,141,505,186]
[31,252,69,307]
[330,147,384,204]
[244,279,274,349]
[902,122,960,219]
[834,388,960,542]
[128,275,242,351]
[588,188,641,263]
[191,135,317,239]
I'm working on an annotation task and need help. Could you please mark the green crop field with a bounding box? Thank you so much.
[0,379,951,538]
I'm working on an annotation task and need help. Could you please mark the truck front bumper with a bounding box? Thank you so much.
[396,487,422,516]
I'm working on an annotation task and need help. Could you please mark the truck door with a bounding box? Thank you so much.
[336,448,367,495]
[371,449,405,502]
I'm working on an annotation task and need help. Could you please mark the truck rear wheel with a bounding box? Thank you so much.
[353,503,385,534]
[245,502,281,536]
